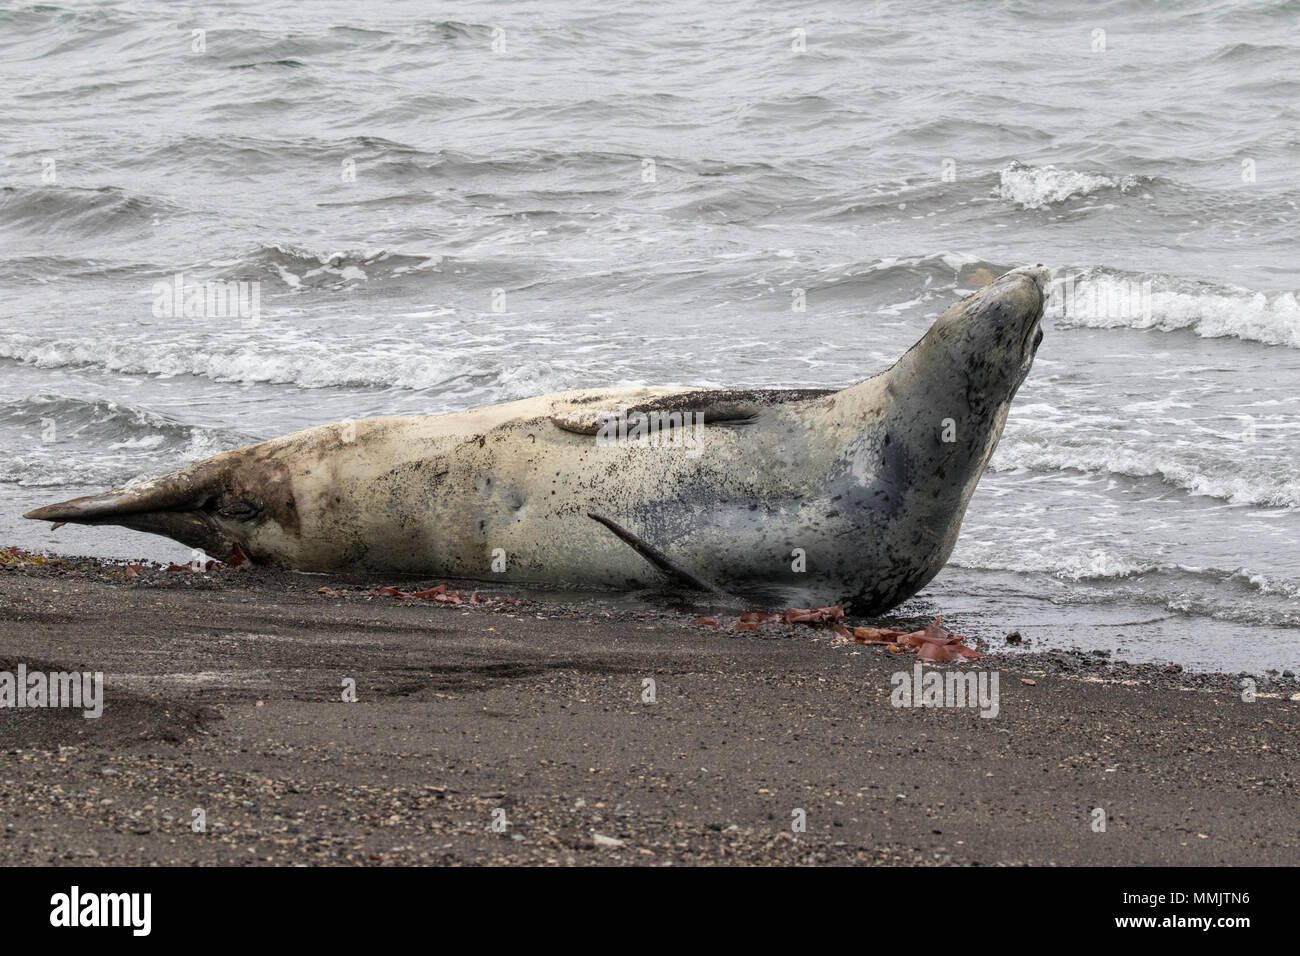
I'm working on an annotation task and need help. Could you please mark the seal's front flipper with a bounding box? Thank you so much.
[587,513,724,594]
[551,388,834,436]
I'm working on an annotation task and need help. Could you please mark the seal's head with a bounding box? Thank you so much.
[927,264,1048,409]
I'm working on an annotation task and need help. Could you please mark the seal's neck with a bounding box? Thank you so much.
[823,328,1013,550]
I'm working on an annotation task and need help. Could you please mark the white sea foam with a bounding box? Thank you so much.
[0,331,593,397]
[0,332,450,390]
[950,539,1154,580]
[991,436,1300,509]
[996,162,1137,209]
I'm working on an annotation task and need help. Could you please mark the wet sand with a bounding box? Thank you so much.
[1,555,1297,866]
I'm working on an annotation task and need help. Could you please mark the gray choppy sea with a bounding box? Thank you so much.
[1,0,1298,672]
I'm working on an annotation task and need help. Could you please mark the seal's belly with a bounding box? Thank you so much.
[327,418,849,588]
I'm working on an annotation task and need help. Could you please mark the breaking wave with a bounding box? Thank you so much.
[0,395,250,486]
[0,331,591,399]
[996,162,1141,209]
[1048,269,1300,349]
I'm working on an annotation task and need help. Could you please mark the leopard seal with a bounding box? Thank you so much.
[25,266,1048,614]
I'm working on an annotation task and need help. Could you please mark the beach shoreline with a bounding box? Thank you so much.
[0,553,1296,866]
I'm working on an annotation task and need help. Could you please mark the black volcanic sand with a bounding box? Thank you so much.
[0,554,1296,866]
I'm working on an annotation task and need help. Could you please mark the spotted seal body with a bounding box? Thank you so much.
[26,267,1048,614]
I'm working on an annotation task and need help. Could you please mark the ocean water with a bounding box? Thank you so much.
[1,0,1297,673]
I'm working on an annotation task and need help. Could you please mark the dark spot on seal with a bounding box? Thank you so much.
[221,445,301,536]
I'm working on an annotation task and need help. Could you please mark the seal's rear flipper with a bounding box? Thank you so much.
[587,513,724,594]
